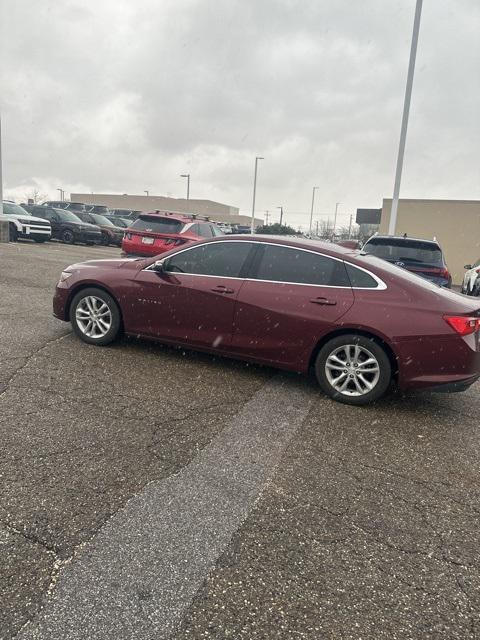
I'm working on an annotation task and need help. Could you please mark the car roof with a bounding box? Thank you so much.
[365,235,440,246]
[139,211,216,223]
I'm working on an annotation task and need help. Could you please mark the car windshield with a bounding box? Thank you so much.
[131,216,184,234]
[363,238,443,265]
[90,213,114,226]
[58,210,82,223]
[2,202,31,216]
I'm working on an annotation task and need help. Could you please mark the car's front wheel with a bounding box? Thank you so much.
[315,334,392,405]
[70,288,121,346]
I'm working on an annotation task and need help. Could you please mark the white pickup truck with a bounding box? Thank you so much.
[1,201,52,242]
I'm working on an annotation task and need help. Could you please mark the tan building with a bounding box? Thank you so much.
[71,193,262,227]
[379,198,480,285]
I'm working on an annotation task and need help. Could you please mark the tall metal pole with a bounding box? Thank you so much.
[315,220,319,236]
[389,0,423,235]
[144,190,149,196]
[348,214,353,239]
[277,206,283,226]
[57,188,63,201]
[0,115,3,215]
[180,174,190,200]
[333,202,340,235]
[250,157,263,234]
[309,187,318,236]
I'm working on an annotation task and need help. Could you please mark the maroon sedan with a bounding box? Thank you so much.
[53,236,480,405]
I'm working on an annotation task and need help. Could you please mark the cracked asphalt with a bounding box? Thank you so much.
[1,241,480,639]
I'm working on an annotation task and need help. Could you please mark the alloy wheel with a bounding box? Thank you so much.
[325,344,380,397]
[75,296,112,338]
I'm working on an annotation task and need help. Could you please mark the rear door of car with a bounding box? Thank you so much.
[129,240,256,349]
[33,207,60,236]
[231,243,354,370]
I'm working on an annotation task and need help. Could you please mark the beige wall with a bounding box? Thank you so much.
[379,198,480,284]
[71,193,262,226]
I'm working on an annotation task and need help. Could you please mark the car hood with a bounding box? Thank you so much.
[66,258,139,272]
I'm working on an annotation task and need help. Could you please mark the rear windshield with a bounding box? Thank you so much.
[131,216,184,234]
[363,238,443,265]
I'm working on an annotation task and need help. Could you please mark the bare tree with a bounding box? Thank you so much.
[24,188,47,204]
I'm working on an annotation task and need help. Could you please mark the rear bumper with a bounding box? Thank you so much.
[122,238,164,256]
[395,333,480,391]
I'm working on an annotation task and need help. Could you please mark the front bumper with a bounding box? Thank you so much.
[74,230,102,244]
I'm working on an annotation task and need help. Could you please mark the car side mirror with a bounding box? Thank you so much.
[464,264,472,270]
[153,259,166,273]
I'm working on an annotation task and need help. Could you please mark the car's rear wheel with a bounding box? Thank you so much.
[100,233,110,246]
[315,334,391,405]
[62,229,75,244]
[9,224,18,242]
[70,288,121,346]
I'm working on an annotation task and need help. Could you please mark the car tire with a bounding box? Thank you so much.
[9,224,18,242]
[70,287,122,346]
[315,334,392,406]
[100,234,110,246]
[62,229,75,244]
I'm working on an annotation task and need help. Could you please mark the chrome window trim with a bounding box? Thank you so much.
[142,239,387,290]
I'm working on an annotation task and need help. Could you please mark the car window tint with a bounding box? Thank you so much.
[131,216,184,234]
[254,245,349,286]
[345,263,378,288]
[211,225,223,237]
[363,238,442,265]
[166,242,252,277]
[198,224,213,238]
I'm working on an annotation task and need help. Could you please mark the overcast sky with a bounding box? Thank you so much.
[1,0,479,228]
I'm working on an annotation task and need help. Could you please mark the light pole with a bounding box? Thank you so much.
[250,157,263,234]
[277,206,284,226]
[333,202,340,235]
[144,190,149,196]
[389,0,423,235]
[57,188,64,201]
[265,210,270,225]
[309,187,319,236]
[180,174,190,200]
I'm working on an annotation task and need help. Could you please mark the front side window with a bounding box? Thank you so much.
[253,244,349,286]
[165,242,252,277]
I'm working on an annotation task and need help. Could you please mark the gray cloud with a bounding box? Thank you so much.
[1,0,479,228]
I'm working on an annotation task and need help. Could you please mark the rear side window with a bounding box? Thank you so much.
[131,216,184,234]
[253,245,349,286]
[363,238,443,265]
[345,263,378,288]
[165,242,253,277]
[198,224,213,238]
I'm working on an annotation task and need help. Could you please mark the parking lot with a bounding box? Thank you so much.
[1,240,480,639]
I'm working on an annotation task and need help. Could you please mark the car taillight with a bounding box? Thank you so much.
[444,315,480,336]
[438,267,450,280]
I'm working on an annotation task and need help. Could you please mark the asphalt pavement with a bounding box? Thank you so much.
[1,240,480,639]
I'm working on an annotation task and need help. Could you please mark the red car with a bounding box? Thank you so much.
[122,211,223,257]
[53,236,480,405]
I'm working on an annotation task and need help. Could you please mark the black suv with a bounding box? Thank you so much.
[23,205,102,245]
[362,235,452,288]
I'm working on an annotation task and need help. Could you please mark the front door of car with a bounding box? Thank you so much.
[231,243,355,369]
[130,241,255,350]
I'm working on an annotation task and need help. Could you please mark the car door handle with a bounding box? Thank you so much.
[211,285,235,294]
[310,297,337,306]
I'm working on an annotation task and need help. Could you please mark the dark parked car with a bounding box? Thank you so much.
[104,215,131,228]
[53,236,480,405]
[362,235,452,288]
[85,205,111,215]
[24,205,102,245]
[41,201,88,213]
[74,211,125,246]
[109,208,139,220]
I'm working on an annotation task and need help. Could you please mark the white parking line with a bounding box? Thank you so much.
[19,374,315,640]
